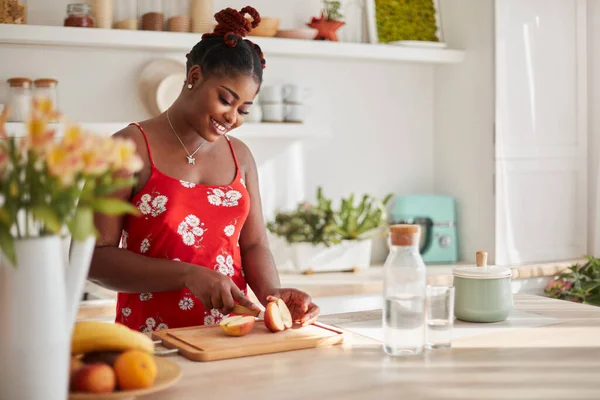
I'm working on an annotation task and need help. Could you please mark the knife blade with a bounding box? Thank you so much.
[232,304,265,320]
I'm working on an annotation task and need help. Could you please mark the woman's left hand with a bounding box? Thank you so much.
[266,288,320,327]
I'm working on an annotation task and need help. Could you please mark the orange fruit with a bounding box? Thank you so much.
[113,350,157,390]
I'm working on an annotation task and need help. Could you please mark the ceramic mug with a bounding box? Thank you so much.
[260,85,286,103]
[261,104,286,122]
[284,104,310,123]
[284,84,311,104]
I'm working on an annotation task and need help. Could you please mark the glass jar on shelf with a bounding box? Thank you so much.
[64,3,94,28]
[114,0,138,30]
[138,0,164,31]
[165,0,190,32]
[33,79,59,121]
[0,0,27,24]
[6,77,32,122]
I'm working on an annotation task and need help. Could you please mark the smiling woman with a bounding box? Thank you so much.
[88,5,320,333]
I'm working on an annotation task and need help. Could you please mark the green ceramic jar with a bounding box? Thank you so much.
[452,264,514,323]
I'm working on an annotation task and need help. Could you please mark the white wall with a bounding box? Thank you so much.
[433,0,496,263]
[588,1,600,257]
[2,0,438,263]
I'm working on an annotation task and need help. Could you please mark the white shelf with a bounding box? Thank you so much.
[0,24,465,64]
[4,121,329,139]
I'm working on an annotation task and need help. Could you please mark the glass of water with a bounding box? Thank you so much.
[425,285,455,349]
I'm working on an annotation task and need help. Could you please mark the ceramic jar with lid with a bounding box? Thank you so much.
[6,77,32,122]
[139,0,164,31]
[452,251,514,323]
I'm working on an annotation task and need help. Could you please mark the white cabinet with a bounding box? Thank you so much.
[435,0,589,265]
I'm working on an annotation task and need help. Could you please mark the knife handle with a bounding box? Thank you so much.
[232,304,260,317]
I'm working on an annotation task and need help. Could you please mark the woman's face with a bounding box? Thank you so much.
[184,67,260,142]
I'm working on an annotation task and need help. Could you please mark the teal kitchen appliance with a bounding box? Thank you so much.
[391,195,458,263]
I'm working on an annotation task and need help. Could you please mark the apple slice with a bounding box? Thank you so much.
[219,315,255,337]
[277,299,293,329]
[264,299,293,332]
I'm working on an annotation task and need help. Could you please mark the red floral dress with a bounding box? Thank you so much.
[115,123,250,333]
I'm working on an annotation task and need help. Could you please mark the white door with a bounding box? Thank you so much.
[495,0,588,264]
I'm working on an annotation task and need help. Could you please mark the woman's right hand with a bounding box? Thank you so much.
[183,265,260,315]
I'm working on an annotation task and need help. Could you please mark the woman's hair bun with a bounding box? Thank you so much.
[203,6,262,48]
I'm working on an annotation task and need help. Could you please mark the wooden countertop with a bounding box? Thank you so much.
[143,294,600,400]
[77,259,583,322]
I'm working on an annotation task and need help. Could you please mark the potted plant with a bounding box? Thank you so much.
[544,256,600,306]
[0,99,142,400]
[267,187,392,273]
[307,0,345,42]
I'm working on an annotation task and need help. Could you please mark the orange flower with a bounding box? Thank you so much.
[46,142,83,186]
[111,137,143,173]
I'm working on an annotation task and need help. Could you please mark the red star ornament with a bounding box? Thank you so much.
[307,12,345,42]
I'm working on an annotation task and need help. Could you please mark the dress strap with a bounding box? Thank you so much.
[224,134,240,170]
[129,122,155,166]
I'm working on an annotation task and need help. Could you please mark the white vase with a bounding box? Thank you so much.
[0,235,96,400]
[292,239,373,273]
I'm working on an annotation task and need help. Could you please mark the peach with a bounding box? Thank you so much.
[71,363,116,393]
[220,315,256,337]
[264,298,293,333]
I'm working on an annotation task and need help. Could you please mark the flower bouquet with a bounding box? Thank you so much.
[0,98,143,265]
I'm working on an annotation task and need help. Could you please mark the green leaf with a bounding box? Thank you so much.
[0,208,11,225]
[91,198,140,216]
[0,229,16,267]
[68,207,96,242]
[31,205,62,234]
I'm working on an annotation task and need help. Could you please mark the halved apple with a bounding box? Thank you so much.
[219,315,255,337]
[264,298,293,333]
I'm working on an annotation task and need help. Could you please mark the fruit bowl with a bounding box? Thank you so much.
[69,357,181,400]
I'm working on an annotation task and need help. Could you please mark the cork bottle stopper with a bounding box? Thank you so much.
[389,224,420,246]
[476,251,488,267]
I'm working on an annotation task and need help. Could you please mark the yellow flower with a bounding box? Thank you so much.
[26,116,55,155]
[62,124,86,151]
[0,105,9,139]
[111,137,143,173]
[81,136,109,176]
[32,97,61,121]
[46,142,83,186]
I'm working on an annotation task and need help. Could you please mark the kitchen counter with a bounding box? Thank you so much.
[143,294,600,400]
[77,259,583,321]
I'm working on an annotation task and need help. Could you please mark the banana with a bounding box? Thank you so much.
[71,321,155,355]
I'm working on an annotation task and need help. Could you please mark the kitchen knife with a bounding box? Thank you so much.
[232,304,265,320]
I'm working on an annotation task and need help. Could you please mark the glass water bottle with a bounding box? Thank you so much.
[383,224,426,356]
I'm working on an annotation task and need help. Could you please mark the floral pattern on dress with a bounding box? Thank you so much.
[204,308,226,325]
[140,293,153,301]
[214,252,234,277]
[180,180,196,188]
[140,237,151,253]
[177,215,206,247]
[179,296,195,311]
[224,224,235,237]
[121,307,131,317]
[139,315,167,333]
[207,188,242,207]
[137,191,168,218]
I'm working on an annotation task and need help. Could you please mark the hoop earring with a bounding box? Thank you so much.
[187,84,193,89]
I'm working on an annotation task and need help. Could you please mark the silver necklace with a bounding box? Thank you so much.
[166,109,206,165]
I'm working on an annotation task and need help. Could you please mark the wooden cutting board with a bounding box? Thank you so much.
[152,321,346,362]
